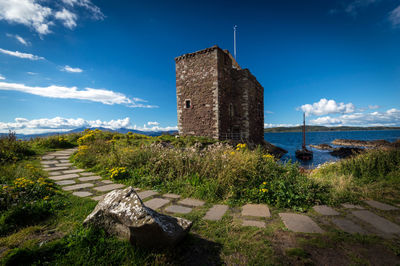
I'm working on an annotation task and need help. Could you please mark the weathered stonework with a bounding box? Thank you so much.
[175,45,264,143]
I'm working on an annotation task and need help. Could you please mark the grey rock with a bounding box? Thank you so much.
[83,187,192,248]
[313,205,340,215]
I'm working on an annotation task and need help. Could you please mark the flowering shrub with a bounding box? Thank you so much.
[109,167,129,180]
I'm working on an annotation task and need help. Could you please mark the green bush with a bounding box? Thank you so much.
[0,132,34,164]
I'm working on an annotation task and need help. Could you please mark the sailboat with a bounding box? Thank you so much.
[295,113,313,161]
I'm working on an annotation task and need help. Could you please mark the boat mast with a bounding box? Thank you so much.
[302,112,306,150]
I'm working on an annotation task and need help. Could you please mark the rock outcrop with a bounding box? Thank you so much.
[331,139,390,148]
[310,144,334,150]
[330,147,363,158]
[83,187,192,248]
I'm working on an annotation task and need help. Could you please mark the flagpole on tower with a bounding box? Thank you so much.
[233,25,237,60]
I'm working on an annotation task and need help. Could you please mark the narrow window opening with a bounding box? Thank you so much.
[229,103,234,118]
[185,100,191,109]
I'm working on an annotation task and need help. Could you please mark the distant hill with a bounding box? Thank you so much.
[5,127,178,140]
[264,126,400,133]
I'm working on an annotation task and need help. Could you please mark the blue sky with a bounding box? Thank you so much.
[0,0,400,134]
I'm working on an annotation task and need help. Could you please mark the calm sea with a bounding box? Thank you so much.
[264,130,400,168]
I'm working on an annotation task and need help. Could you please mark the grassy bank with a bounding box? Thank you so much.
[1,131,399,265]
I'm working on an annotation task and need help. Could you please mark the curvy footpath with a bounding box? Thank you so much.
[42,148,400,238]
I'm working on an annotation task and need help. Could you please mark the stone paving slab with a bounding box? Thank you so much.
[332,218,367,234]
[78,176,101,182]
[79,172,95,176]
[49,173,79,181]
[145,198,170,210]
[279,213,324,233]
[63,169,84,174]
[62,183,94,191]
[242,204,271,218]
[101,180,113,184]
[352,210,400,234]
[55,156,70,160]
[48,171,62,176]
[342,203,365,209]
[59,159,70,163]
[204,204,228,221]
[55,180,76,186]
[165,205,192,214]
[178,198,205,207]
[73,191,93,197]
[313,205,340,215]
[137,190,158,200]
[92,195,106,201]
[364,200,399,211]
[41,160,59,165]
[42,164,50,168]
[42,155,55,160]
[93,183,125,192]
[43,166,69,172]
[242,220,266,228]
[55,163,73,167]
[162,193,181,199]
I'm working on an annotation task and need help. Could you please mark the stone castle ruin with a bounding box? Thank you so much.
[175,45,264,144]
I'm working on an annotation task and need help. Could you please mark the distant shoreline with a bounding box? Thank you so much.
[264,126,400,133]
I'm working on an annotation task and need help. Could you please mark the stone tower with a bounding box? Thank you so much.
[175,45,264,144]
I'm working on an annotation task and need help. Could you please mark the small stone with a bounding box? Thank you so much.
[332,218,367,234]
[313,205,340,215]
[49,173,79,181]
[352,210,400,234]
[145,198,170,210]
[55,163,73,167]
[279,213,324,233]
[242,204,270,218]
[62,183,94,191]
[204,204,228,221]
[165,205,192,214]
[163,193,181,199]
[242,220,265,228]
[137,190,158,200]
[80,172,95,176]
[178,198,205,207]
[41,160,59,165]
[55,180,76,186]
[364,200,399,211]
[63,169,84,174]
[342,203,365,209]
[78,176,101,182]
[93,183,125,192]
[43,166,70,172]
[73,191,93,197]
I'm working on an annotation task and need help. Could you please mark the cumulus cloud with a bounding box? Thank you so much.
[0,48,44,60]
[264,123,300,128]
[55,8,77,29]
[0,74,5,80]
[368,105,380,110]
[389,5,400,27]
[6,33,30,46]
[299,98,355,116]
[0,0,103,35]
[147,121,159,126]
[62,65,83,73]
[0,117,176,134]
[0,81,157,108]
[310,108,400,127]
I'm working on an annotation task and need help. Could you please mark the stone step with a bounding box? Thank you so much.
[49,173,79,181]
[55,163,73,167]
[78,176,101,182]
[342,203,364,209]
[42,155,55,160]
[145,198,170,210]
[62,169,84,174]
[80,172,95,176]
[137,190,158,200]
[242,204,270,218]
[165,205,192,214]
[313,205,340,215]
[332,218,367,235]
[352,210,400,234]
[93,183,125,192]
[73,191,93,197]
[242,220,265,228]
[92,195,106,201]
[55,180,76,186]
[62,183,94,191]
[41,160,59,165]
[43,166,70,172]
[279,213,324,233]
[364,200,399,211]
[162,193,181,199]
[204,204,228,221]
[178,198,205,207]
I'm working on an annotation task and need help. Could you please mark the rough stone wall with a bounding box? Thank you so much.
[175,47,219,139]
[175,46,264,143]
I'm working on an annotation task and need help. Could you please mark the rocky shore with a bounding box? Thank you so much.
[331,139,391,148]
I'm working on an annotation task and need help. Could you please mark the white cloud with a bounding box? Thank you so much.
[0,74,5,80]
[27,72,37,75]
[0,0,52,35]
[55,8,77,29]
[0,117,176,134]
[0,48,44,60]
[62,65,83,73]
[344,0,377,16]
[310,108,400,127]
[389,5,400,27]
[147,121,159,126]
[0,81,156,108]
[264,123,300,128]
[0,0,103,35]
[368,105,380,110]
[6,33,30,46]
[299,98,355,116]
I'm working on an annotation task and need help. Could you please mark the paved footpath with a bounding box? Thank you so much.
[42,148,400,238]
